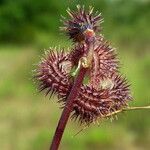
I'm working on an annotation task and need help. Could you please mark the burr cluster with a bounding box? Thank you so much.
[35,5,132,124]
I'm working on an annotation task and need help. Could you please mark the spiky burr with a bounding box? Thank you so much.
[60,5,103,43]
[72,74,132,124]
[35,48,72,102]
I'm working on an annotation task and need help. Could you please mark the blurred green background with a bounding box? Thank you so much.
[0,0,150,150]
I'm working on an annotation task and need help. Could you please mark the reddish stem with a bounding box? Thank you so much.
[50,66,88,150]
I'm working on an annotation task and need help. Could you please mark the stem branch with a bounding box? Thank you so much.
[50,43,94,150]
[50,67,87,150]
[105,105,150,118]
[73,105,150,137]
[49,47,94,149]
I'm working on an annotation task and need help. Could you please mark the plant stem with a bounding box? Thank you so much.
[105,105,150,118]
[50,42,94,150]
[124,105,150,110]
[50,64,88,150]
[73,105,150,137]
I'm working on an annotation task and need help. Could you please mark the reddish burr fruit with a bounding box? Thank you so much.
[68,38,119,89]
[71,74,132,124]
[60,5,103,43]
[35,48,73,102]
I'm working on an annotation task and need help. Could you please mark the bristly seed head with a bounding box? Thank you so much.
[34,5,132,125]
[60,5,103,43]
[34,48,73,100]
[71,74,132,124]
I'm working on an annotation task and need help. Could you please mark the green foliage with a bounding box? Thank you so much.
[0,0,149,44]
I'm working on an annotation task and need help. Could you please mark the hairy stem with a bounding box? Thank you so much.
[50,44,93,150]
